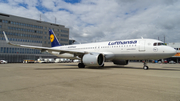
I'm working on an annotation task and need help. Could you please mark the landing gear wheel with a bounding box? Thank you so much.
[143,66,149,70]
[143,60,149,70]
[78,63,85,68]
[101,64,104,67]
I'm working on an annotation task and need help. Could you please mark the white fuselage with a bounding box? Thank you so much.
[49,39,176,60]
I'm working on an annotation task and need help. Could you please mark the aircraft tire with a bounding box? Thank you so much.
[143,66,149,70]
[101,64,104,67]
[78,63,85,68]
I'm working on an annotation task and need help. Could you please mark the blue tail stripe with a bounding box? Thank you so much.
[49,29,61,47]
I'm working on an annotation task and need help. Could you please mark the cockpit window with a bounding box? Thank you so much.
[153,42,166,46]
[158,43,166,45]
[153,43,157,46]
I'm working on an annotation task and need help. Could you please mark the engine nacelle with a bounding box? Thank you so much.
[82,53,104,66]
[112,60,128,65]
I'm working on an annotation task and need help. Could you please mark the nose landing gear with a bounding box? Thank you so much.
[143,60,149,70]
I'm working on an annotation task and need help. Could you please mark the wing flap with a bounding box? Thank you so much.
[19,44,87,54]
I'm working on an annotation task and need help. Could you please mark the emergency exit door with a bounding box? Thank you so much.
[139,40,145,51]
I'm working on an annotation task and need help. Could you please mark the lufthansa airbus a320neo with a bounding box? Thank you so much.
[3,30,176,70]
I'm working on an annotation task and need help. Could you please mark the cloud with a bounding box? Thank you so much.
[0,0,180,43]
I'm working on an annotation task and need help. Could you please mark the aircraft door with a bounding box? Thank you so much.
[139,40,145,51]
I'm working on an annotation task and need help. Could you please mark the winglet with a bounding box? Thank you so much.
[3,31,10,44]
[3,31,20,46]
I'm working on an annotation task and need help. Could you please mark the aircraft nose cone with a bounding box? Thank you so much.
[168,47,177,56]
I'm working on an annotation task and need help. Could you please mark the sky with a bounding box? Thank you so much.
[0,0,180,43]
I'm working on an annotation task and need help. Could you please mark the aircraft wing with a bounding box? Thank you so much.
[3,31,88,55]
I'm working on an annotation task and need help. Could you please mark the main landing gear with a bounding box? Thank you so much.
[78,63,85,68]
[101,63,104,67]
[143,60,149,70]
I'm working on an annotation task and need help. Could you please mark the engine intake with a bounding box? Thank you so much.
[82,53,104,66]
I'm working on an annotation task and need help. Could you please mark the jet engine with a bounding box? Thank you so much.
[112,60,128,65]
[82,53,104,66]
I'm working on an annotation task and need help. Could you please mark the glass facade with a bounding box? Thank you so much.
[1,19,43,29]
[0,47,41,54]
[0,31,42,43]
[8,26,43,33]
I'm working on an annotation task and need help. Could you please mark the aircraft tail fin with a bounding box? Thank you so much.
[49,29,61,47]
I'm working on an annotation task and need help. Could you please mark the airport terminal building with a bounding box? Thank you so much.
[168,43,180,63]
[0,13,69,62]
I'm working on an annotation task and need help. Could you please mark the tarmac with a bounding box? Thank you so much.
[0,62,180,101]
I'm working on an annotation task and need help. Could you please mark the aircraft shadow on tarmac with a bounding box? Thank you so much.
[115,66,180,71]
[87,66,180,71]
[35,64,180,71]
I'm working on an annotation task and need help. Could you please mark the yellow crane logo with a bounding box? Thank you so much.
[50,34,54,42]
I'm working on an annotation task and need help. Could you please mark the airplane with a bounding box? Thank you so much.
[3,30,176,70]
